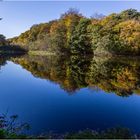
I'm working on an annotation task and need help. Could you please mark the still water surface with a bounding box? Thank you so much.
[0,55,140,134]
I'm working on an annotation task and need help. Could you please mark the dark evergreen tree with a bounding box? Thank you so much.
[70,18,92,55]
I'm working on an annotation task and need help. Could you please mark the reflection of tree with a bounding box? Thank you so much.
[0,55,25,71]
[12,55,140,97]
[70,55,92,89]
[12,55,77,93]
[0,58,7,69]
[87,56,140,97]
[0,56,17,70]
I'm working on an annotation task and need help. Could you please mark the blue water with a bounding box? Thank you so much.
[0,60,140,134]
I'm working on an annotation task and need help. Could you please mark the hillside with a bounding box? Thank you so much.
[0,18,26,54]
[10,9,140,55]
[0,35,26,54]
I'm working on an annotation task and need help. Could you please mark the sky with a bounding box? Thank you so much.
[0,1,140,38]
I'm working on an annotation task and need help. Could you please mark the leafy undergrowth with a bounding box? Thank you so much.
[0,114,139,139]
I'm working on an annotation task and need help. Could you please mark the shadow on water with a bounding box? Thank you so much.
[8,54,140,97]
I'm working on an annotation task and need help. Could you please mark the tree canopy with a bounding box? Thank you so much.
[9,9,140,56]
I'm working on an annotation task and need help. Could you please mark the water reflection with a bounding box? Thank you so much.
[0,54,23,70]
[1,54,140,134]
[10,55,140,97]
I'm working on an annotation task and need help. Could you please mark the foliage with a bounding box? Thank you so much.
[0,118,137,139]
[0,113,136,139]
[0,19,26,53]
[10,8,140,55]
[0,114,29,139]
[70,18,92,55]
[90,9,140,55]
[10,9,82,54]
[0,34,7,46]
[48,21,67,53]
[65,127,132,139]
[0,35,25,54]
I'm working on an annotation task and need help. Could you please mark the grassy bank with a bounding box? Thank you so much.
[28,51,55,56]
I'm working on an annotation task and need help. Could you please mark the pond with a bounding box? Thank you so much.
[0,55,140,135]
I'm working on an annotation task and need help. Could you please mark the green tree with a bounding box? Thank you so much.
[49,21,67,53]
[0,34,7,46]
[70,18,92,55]
[61,8,83,47]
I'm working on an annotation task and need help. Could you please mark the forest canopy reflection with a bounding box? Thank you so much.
[9,54,140,97]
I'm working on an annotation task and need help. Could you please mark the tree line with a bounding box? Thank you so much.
[9,9,140,55]
[0,18,7,46]
[0,18,26,53]
[0,35,26,54]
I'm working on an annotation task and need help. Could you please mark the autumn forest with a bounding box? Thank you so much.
[1,7,140,139]
[1,8,140,56]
